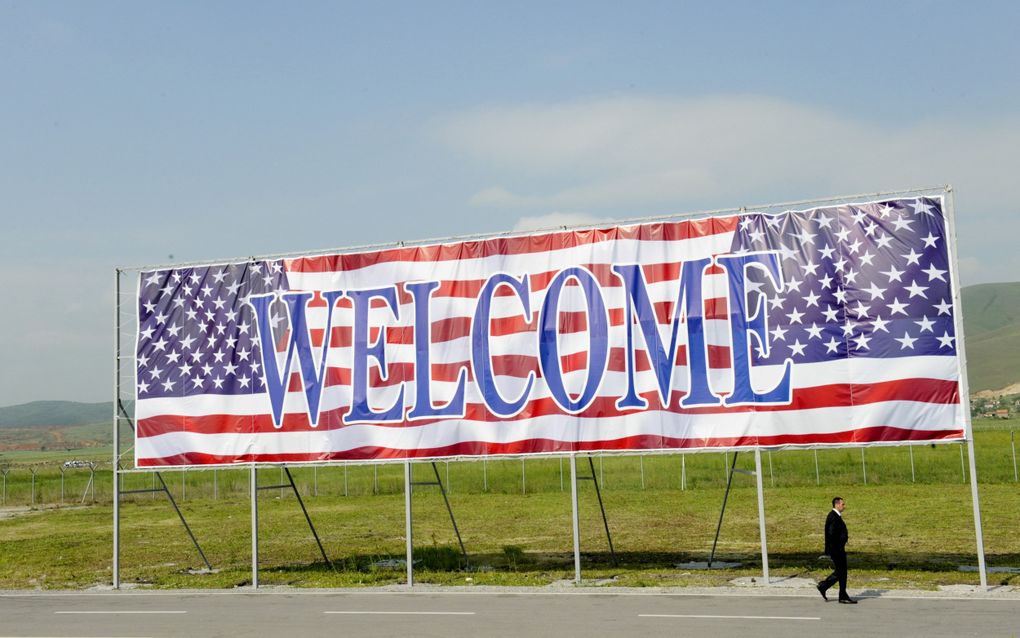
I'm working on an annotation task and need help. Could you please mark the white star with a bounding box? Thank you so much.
[803,290,821,307]
[180,334,196,349]
[820,274,834,289]
[835,228,852,242]
[769,295,786,311]
[213,350,226,363]
[237,321,251,335]
[789,340,807,356]
[270,313,285,329]
[191,376,204,389]
[161,379,176,392]
[144,272,161,286]
[819,244,836,260]
[251,361,261,374]
[212,376,225,389]
[853,302,870,319]
[138,381,150,393]
[871,316,890,333]
[263,274,275,286]
[844,269,859,285]
[739,217,754,231]
[881,265,905,283]
[815,213,835,229]
[167,324,183,337]
[201,363,214,376]
[922,264,947,282]
[888,298,909,316]
[149,366,162,380]
[834,287,848,304]
[201,285,213,297]
[822,305,840,322]
[189,272,202,285]
[216,322,227,335]
[227,281,243,296]
[748,229,765,243]
[185,307,198,321]
[786,308,805,324]
[779,245,798,262]
[921,233,939,248]
[137,354,149,367]
[806,323,824,340]
[224,362,238,376]
[851,208,868,224]
[863,221,878,236]
[179,361,193,376]
[272,261,283,273]
[846,238,862,254]
[154,312,168,325]
[875,234,893,250]
[896,333,917,349]
[143,301,156,314]
[165,350,181,364]
[859,251,875,266]
[853,332,871,350]
[803,261,820,276]
[904,280,929,299]
[212,270,227,283]
[878,204,896,218]
[934,299,953,316]
[239,375,252,389]
[786,277,803,292]
[213,297,227,310]
[842,321,856,337]
[864,282,886,300]
[892,216,914,232]
[910,199,936,217]
[915,315,936,333]
[225,308,238,322]
[140,326,155,340]
[764,215,782,229]
[225,335,238,349]
[770,325,788,342]
[937,331,956,349]
[794,229,816,245]
[824,337,841,354]
[250,262,263,273]
[206,334,218,348]
[152,337,168,352]
[904,249,922,265]
[833,257,848,273]
[237,347,251,361]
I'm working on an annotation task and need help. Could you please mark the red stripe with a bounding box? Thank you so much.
[136,378,961,438]
[285,217,739,274]
[136,426,966,467]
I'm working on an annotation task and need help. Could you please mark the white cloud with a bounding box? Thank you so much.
[512,212,607,232]
[434,94,1020,283]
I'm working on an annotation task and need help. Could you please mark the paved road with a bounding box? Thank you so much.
[1,589,1017,637]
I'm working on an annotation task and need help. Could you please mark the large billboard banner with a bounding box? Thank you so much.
[134,196,965,467]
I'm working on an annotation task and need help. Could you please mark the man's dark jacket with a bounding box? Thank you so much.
[824,510,848,556]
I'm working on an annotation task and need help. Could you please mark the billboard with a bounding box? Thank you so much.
[133,195,965,467]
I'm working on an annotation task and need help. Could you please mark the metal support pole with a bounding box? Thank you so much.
[283,467,332,568]
[213,469,218,500]
[404,461,413,587]
[181,469,186,500]
[681,454,686,491]
[814,449,820,485]
[60,468,65,504]
[445,460,450,494]
[1,469,7,505]
[431,462,468,566]
[156,472,212,571]
[1007,430,1015,479]
[113,268,121,589]
[639,456,645,489]
[483,458,488,492]
[570,454,580,584]
[313,466,318,496]
[966,441,988,587]
[909,446,916,483]
[587,455,617,566]
[754,449,770,585]
[251,466,258,589]
[344,463,348,496]
[374,464,379,495]
[767,451,774,487]
[559,457,563,492]
[861,448,867,485]
[521,458,526,495]
[960,444,966,482]
[599,453,604,487]
[709,452,740,567]
[30,468,36,507]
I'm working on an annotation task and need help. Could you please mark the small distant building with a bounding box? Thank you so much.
[994,409,1010,419]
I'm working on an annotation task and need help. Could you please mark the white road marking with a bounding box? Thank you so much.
[640,614,820,621]
[323,611,475,615]
[54,611,187,615]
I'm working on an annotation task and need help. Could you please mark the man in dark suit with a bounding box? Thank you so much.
[817,496,856,604]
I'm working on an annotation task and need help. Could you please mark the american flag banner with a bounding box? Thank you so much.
[133,195,966,467]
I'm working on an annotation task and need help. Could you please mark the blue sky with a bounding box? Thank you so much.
[1,1,1018,405]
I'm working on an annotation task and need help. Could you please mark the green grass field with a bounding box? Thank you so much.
[1,425,1018,590]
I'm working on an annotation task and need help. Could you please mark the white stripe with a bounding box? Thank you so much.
[54,610,187,614]
[135,401,963,460]
[285,232,735,290]
[135,356,960,419]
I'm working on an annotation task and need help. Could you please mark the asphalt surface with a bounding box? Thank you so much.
[1,588,1018,637]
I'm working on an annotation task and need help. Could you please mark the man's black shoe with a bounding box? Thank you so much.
[816,584,828,601]
[838,597,858,604]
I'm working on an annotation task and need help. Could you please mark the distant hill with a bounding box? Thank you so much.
[961,282,1020,393]
[0,401,112,427]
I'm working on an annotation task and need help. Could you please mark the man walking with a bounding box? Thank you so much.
[817,496,856,604]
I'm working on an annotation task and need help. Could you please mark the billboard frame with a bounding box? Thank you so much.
[112,184,987,589]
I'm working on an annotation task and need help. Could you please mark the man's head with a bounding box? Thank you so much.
[832,497,845,512]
